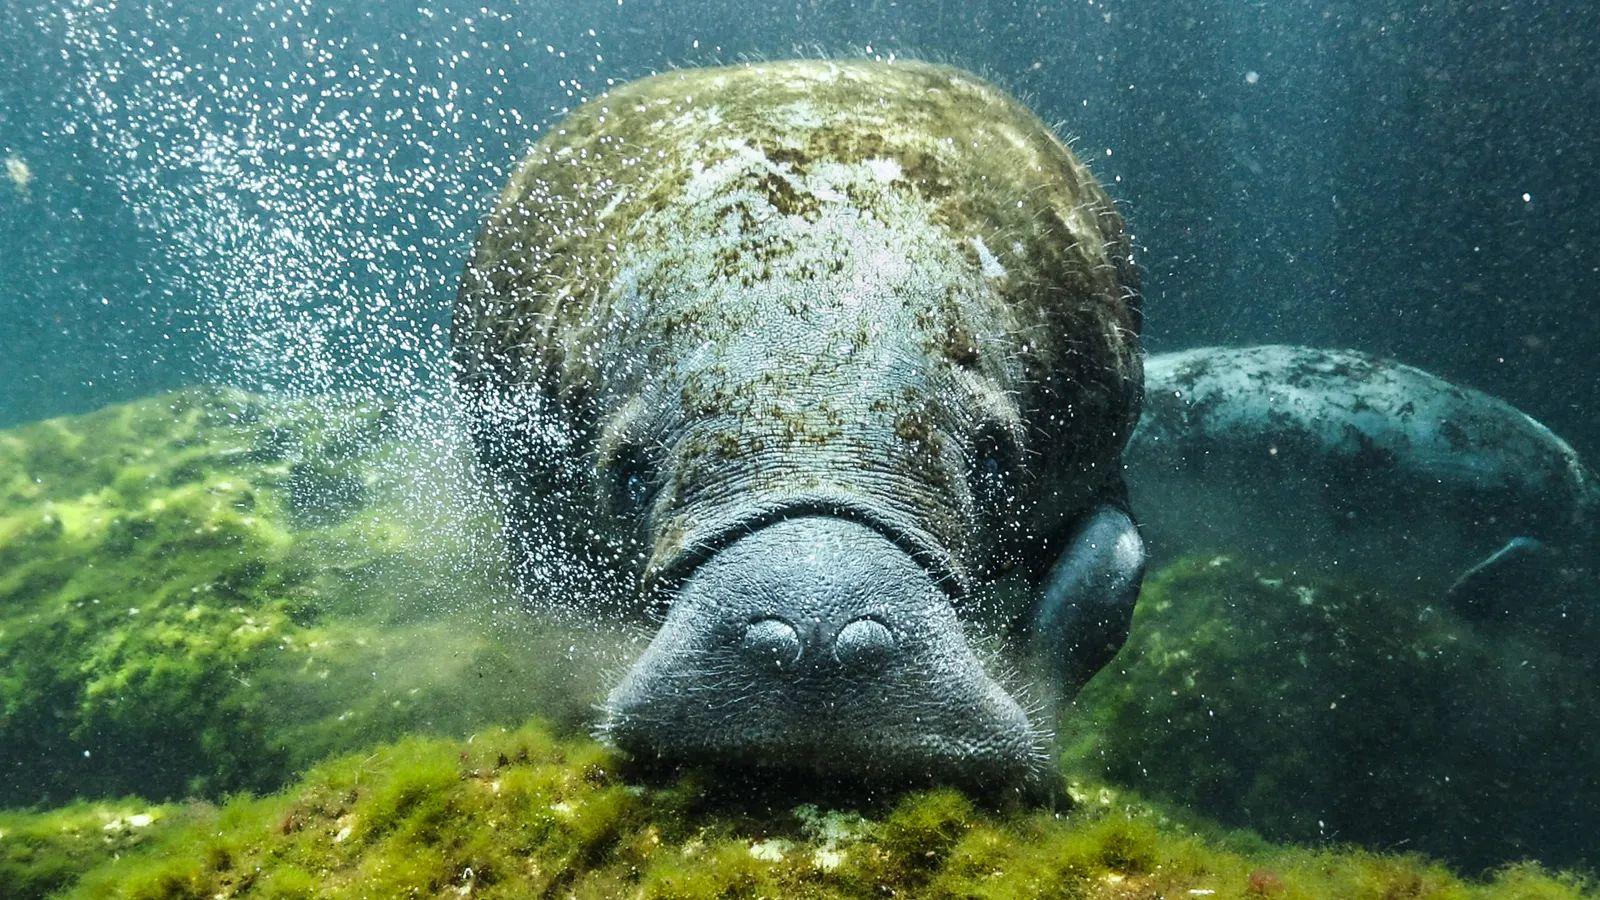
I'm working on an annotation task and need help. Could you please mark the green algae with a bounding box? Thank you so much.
[0,388,607,806]
[5,721,1583,899]
[3,390,1599,896]
[0,799,185,898]
[1068,555,1600,873]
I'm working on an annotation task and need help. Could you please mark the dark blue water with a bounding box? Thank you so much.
[2,0,1595,457]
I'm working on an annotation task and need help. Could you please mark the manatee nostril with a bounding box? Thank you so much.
[833,617,896,672]
[740,617,803,672]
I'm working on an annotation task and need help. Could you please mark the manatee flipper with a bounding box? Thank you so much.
[1443,537,1554,621]
[1028,504,1146,692]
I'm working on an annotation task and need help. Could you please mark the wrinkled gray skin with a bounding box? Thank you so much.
[452,61,1144,791]
[1127,345,1599,616]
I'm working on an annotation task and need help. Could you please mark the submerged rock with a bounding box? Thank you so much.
[0,800,168,898]
[10,721,1594,899]
[1,391,1597,894]
[1070,555,1600,872]
[0,388,608,806]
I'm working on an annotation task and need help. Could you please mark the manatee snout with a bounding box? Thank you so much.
[602,515,1041,788]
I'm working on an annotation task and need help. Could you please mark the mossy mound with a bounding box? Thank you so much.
[0,800,176,898]
[0,388,608,806]
[4,390,1599,894]
[1,721,1582,899]
[1070,555,1600,872]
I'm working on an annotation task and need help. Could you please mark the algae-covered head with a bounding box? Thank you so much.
[452,59,1145,793]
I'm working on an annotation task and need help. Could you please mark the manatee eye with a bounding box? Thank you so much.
[969,425,1019,510]
[974,452,1006,499]
[605,442,656,518]
[624,471,649,509]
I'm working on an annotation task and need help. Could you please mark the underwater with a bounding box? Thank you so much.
[2,0,1598,897]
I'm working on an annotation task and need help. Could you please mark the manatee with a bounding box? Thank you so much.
[1126,345,1598,617]
[452,60,1144,790]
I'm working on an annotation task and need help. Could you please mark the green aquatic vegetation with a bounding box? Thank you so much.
[0,799,185,899]
[1068,555,1600,872]
[4,390,1599,893]
[0,389,605,806]
[17,721,1583,899]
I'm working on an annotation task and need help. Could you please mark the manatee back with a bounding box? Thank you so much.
[454,59,1137,408]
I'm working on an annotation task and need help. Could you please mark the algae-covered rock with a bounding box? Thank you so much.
[3,390,1598,896]
[0,800,178,898]
[1069,555,1600,872]
[0,389,612,806]
[8,721,1583,899]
